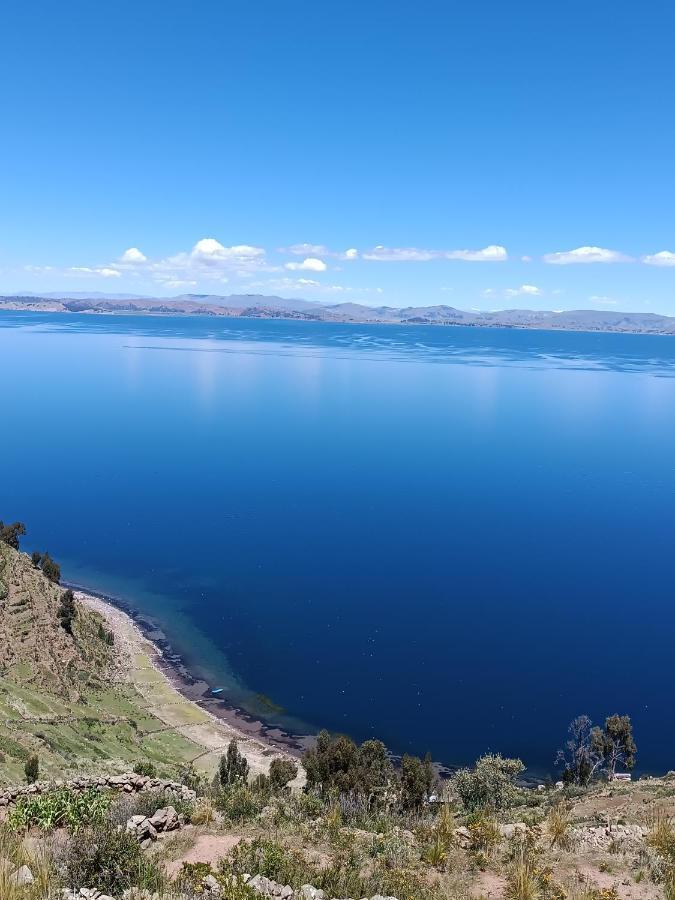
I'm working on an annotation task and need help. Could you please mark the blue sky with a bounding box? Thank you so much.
[2,0,675,311]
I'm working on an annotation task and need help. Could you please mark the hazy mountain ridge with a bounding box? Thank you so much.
[2,292,675,334]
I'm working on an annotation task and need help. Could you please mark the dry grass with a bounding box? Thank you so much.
[505,846,539,900]
[0,826,57,900]
[547,802,572,849]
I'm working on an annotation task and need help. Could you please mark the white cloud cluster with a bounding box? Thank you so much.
[543,246,631,265]
[363,244,507,262]
[119,247,147,263]
[642,250,675,267]
[70,266,121,278]
[108,238,274,287]
[280,244,359,261]
[284,257,327,272]
[484,284,542,299]
[505,284,541,297]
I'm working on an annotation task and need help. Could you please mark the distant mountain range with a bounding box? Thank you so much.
[2,292,675,334]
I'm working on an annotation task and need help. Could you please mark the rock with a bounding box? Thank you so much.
[298,888,326,900]
[499,823,527,839]
[10,865,34,886]
[454,826,471,848]
[203,874,222,895]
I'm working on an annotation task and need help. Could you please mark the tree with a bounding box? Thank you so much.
[25,754,39,783]
[31,551,43,568]
[452,753,525,812]
[0,521,26,550]
[556,715,602,786]
[556,714,636,784]
[303,729,359,795]
[41,553,61,584]
[354,739,394,803]
[217,739,249,788]
[269,757,298,792]
[593,715,637,778]
[58,589,77,634]
[400,752,437,810]
[302,731,395,802]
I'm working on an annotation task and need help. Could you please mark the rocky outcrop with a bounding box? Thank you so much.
[125,805,182,848]
[572,822,648,851]
[198,872,397,900]
[0,773,196,807]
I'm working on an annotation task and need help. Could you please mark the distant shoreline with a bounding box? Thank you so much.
[3,298,675,337]
[65,580,312,762]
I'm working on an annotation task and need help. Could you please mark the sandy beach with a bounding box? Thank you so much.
[74,588,307,782]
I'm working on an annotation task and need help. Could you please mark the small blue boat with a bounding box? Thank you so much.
[211,688,224,695]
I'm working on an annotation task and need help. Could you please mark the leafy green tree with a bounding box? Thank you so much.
[269,757,298,792]
[592,714,637,778]
[218,739,249,788]
[400,752,437,810]
[58,588,77,634]
[452,753,525,812]
[303,730,359,794]
[0,521,26,550]
[41,552,61,584]
[24,754,39,783]
[31,551,43,568]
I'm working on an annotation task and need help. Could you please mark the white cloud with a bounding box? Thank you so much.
[190,239,265,263]
[543,246,630,265]
[362,244,507,262]
[69,266,120,278]
[445,244,508,262]
[589,295,618,305]
[362,246,437,261]
[282,243,331,257]
[119,247,147,263]
[505,284,541,297]
[343,248,359,260]
[163,279,198,289]
[284,257,328,272]
[641,250,675,267]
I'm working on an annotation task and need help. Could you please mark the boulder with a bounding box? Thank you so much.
[203,874,222,895]
[499,823,527,839]
[149,805,179,831]
[10,865,34,886]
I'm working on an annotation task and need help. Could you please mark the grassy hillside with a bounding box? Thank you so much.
[0,542,203,784]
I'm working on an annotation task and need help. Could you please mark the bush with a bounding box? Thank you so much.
[217,739,249,788]
[177,862,256,899]
[41,552,61,584]
[452,753,525,812]
[63,825,164,895]
[58,589,77,634]
[269,757,298,792]
[216,784,265,823]
[24,754,39,783]
[9,787,112,833]
[0,521,26,550]
[133,760,157,778]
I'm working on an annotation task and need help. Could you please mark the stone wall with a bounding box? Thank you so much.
[0,772,196,807]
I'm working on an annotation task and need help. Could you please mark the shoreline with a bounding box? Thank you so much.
[67,580,313,772]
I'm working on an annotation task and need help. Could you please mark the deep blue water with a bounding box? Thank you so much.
[2,310,675,774]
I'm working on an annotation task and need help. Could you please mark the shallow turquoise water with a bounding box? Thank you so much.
[2,310,675,772]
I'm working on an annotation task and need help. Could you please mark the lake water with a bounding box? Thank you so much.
[3,310,675,774]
